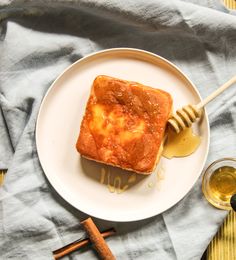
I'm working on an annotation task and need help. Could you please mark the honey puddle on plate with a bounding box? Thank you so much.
[157,166,165,180]
[100,169,137,194]
[100,165,166,193]
[163,127,201,159]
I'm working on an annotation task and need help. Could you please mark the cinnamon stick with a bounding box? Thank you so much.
[81,217,115,260]
[53,228,116,260]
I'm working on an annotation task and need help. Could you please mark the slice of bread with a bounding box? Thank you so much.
[76,75,172,174]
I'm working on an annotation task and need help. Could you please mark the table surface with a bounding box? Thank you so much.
[207,211,236,259]
[1,1,235,258]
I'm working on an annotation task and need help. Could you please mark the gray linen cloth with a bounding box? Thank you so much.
[0,0,236,259]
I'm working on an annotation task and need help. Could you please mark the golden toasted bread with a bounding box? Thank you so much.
[76,75,172,174]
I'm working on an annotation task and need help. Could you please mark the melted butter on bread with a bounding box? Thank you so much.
[89,103,146,144]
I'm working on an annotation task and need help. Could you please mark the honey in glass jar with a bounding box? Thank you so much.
[202,158,236,210]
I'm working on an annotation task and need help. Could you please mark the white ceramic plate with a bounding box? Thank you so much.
[36,48,210,222]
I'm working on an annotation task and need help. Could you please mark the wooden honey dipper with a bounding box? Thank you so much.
[168,75,236,133]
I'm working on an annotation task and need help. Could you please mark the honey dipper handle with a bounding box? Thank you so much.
[196,75,236,109]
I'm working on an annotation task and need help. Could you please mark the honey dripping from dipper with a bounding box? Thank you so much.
[163,126,201,159]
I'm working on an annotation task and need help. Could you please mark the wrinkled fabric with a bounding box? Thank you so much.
[0,1,236,259]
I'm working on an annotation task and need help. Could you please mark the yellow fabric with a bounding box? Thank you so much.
[224,0,236,9]
[207,211,236,259]
[0,170,5,186]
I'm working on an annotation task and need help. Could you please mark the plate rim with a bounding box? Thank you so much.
[36,47,210,222]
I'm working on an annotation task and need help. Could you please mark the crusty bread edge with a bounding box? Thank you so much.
[81,155,152,175]
[149,104,173,173]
